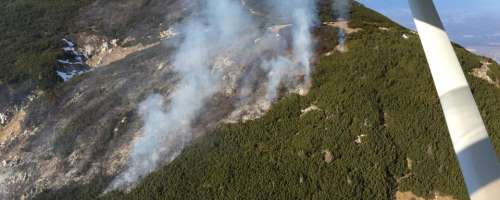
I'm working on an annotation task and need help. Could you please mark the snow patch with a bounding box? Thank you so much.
[62,38,75,47]
[56,39,90,82]
[57,59,83,65]
[56,70,87,82]
[0,113,7,125]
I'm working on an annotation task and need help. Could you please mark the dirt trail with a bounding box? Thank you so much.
[324,21,362,34]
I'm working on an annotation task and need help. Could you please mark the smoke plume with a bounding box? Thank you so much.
[291,3,317,84]
[109,0,318,191]
[108,0,254,190]
[263,56,293,101]
[332,0,351,49]
[262,0,317,100]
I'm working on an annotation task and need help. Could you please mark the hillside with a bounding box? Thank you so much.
[97,4,500,200]
[1,1,500,200]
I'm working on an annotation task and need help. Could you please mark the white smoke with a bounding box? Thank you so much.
[108,0,253,190]
[332,0,351,49]
[291,4,317,84]
[108,94,191,190]
[263,56,293,101]
[263,0,317,100]
[332,0,351,21]
[109,0,318,191]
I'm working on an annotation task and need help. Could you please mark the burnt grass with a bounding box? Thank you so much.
[24,1,500,200]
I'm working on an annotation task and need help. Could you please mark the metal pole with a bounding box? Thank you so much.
[408,0,500,199]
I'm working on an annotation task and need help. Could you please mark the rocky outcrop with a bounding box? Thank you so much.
[470,60,499,87]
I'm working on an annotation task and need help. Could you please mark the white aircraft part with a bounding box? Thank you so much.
[408,0,500,199]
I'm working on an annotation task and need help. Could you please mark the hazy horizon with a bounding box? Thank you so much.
[358,0,500,62]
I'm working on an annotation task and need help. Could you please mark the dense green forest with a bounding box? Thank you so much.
[25,1,500,200]
[0,0,91,89]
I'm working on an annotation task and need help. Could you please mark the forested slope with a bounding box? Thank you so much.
[34,2,500,200]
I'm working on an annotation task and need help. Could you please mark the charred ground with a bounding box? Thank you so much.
[1,1,500,200]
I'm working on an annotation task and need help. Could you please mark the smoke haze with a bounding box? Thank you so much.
[332,0,351,49]
[109,0,319,191]
[261,0,317,101]
[333,0,351,20]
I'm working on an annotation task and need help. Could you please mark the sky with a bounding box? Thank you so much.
[357,0,500,62]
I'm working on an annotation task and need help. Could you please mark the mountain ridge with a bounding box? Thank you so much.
[1,1,500,200]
